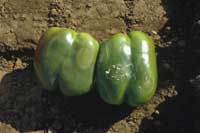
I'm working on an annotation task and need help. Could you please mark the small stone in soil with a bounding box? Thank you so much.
[155,110,160,115]
[151,30,158,35]
[50,9,58,16]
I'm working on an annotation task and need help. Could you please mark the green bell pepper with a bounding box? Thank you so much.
[96,31,157,106]
[34,27,99,96]
[34,28,157,107]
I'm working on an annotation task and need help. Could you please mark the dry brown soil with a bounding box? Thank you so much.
[0,0,197,133]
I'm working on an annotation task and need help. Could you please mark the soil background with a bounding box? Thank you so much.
[0,0,199,133]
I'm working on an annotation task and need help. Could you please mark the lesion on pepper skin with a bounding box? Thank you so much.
[105,64,133,81]
[96,31,157,106]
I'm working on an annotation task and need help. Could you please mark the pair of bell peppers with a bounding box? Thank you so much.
[34,27,157,107]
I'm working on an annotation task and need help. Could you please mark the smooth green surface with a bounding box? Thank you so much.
[96,31,157,106]
[34,28,157,107]
[34,27,99,96]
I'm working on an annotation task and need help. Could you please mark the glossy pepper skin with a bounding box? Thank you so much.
[34,28,99,96]
[96,31,157,106]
